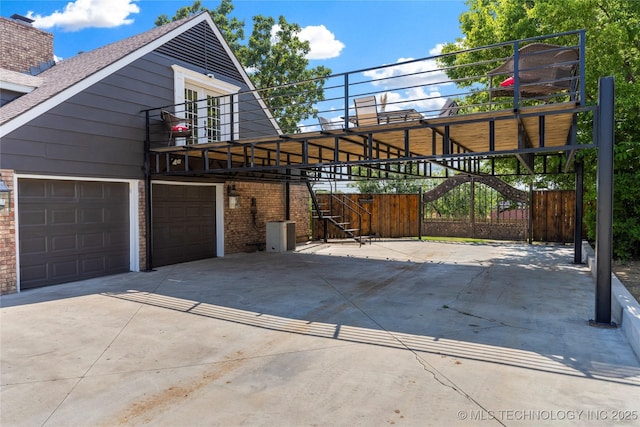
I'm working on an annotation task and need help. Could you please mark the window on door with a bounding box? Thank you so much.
[172,65,240,145]
[184,85,222,144]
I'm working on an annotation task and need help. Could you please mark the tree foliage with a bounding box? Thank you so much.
[156,0,331,134]
[237,15,330,133]
[348,165,430,194]
[441,0,640,259]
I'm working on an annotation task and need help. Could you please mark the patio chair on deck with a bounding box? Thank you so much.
[161,110,192,145]
[354,96,379,126]
[488,43,579,101]
[318,116,342,131]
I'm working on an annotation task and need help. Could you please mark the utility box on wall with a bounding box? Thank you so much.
[266,221,296,252]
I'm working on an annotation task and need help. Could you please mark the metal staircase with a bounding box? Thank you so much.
[307,181,373,245]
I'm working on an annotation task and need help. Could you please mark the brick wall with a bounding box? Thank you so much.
[422,221,527,241]
[0,170,17,294]
[224,181,310,254]
[0,17,54,73]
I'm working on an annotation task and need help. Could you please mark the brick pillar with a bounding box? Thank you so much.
[0,170,17,294]
[289,183,311,243]
[138,180,148,271]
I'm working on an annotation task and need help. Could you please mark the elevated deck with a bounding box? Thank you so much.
[150,101,589,179]
[145,30,593,181]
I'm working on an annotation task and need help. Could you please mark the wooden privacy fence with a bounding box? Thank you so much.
[531,190,576,243]
[312,193,419,240]
[311,189,576,243]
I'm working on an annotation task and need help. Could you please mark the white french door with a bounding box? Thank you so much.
[184,85,225,145]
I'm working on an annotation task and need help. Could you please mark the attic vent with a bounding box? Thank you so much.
[10,14,34,25]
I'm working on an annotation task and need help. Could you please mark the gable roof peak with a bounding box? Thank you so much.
[1,12,208,131]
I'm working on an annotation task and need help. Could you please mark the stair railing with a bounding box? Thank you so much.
[307,180,374,245]
[329,194,373,245]
[306,180,329,242]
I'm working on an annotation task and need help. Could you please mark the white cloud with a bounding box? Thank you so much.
[429,44,445,56]
[27,0,140,32]
[360,44,454,116]
[363,56,451,90]
[271,24,344,60]
[380,87,447,117]
[298,25,345,60]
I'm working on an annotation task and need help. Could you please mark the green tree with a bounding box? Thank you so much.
[236,15,330,133]
[156,0,331,134]
[441,0,640,259]
[348,164,429,194]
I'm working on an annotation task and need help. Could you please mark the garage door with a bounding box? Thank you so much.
[152,184,216,267]
[18,179,130,290]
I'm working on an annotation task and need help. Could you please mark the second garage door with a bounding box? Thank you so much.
[152,183,217,267]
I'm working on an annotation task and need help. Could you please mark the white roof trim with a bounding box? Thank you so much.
[171,64,241,93]
[2,13,280,137]
[0,68,43,94]
[1,81,37,94]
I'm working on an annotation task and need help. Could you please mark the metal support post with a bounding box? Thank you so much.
[418,187,423,240]
[285,170,291,220]
[528,181,533,244]
[512,41,520,111]
[143,110,153,271]
[593,77,614,325]
[573,160,584,264]
[343,74,350,129]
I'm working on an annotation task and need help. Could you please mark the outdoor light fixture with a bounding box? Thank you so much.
[0,174,11,212]
[227,184,240,209]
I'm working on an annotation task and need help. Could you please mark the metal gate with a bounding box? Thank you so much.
[421,175,529,241]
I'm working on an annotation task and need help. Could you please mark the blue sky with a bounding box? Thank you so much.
[1,0,468,75]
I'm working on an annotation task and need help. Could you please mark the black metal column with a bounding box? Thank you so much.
[528,181,533,244]
[285,170,291,220]
[143,111,153,271]
[573,160,584,264]
[594,77,615,325]
[418,187,423,240]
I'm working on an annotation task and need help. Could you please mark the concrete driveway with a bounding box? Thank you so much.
[2,240,639,426]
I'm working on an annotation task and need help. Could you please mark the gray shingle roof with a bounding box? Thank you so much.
[0,13,202,126]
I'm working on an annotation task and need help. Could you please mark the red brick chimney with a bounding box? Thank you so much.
[1,14,54,73]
